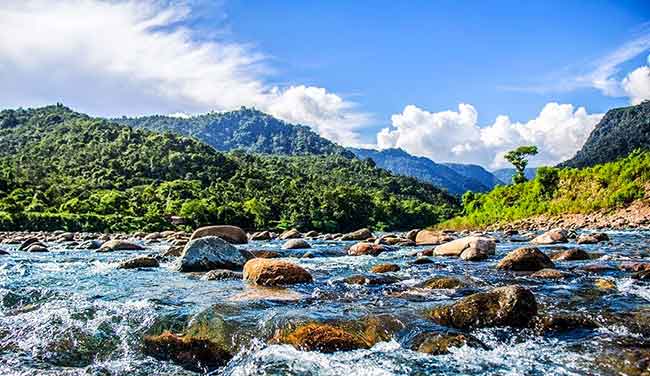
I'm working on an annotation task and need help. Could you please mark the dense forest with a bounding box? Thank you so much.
[115,107,354,157]
[0,105,458,232]
[442,149,650,229]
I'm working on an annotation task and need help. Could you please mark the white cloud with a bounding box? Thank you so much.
[0,0,369,145]
[378,103,603,169]
[622,65,650,105]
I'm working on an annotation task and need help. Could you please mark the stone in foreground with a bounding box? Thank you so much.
[189,225,247,244]
[429,285,537,329]
[243,259,312,286]
[176,236,250,272]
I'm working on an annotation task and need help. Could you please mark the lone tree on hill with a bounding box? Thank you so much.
[504,145,538,184]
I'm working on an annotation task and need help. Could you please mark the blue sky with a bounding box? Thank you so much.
[0,0,649,168]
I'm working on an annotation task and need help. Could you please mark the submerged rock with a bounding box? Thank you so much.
[189,225,247,244]
[202,269,243,281]
[243,259,312,286]
[421,276,464,289]
[429,285,537,329]
[98,240,144,252]
[370,263,400,273]
[275,323,368,353]
[117,256,159,269]
[531,314,599,334]
[412,332,484,355]
[142,331,231,372]
[249,250,280,259]
[530,268,572,279]
[282,239,311,250]
[176,236,251,272]
[497,247,554,271]
[343,274,399,286]
[531,228,568,245]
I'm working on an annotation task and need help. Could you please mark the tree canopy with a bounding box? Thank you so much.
[504,145,538,184]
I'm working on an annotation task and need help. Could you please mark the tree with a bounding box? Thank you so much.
[504,145,538,184]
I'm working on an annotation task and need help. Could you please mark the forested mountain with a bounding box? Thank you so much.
[442,163,504,189]
[115,107,354,157]
[492,168,538,185]
[0,105,458,232]
[561,101,650,168]
[349,148,499,195]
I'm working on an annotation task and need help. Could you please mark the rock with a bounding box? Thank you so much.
[0,249,8,255]
[142,331,231,372]
[620,262,650,272]
[530,268,572,279]
[510,235,532,242]
[202,269,243,281]
[632,270,650,280]
[339,228,373,241]
[282,239,311,250]
[275,323,368,353]
[594,279,617,289]
[243,259,312,286]
[57,232,74,241]
[249,250,280,259]
[550,248,591,261]
[301,252,315,259]
[412,257,436,265]
[497,247,554,271]
[189,225,247,244]
[343,274,399,286]
[176,236,251,272]
[429,285,537,329]
[75,240,103,250]
[27,244,48,252]
[413,332,483,355]
[98,240,145,252]
[117,256,159,269]
[18,237,39,251]
[397,239,416,247]
[162,245,184,257]
[144,232,163,241]
[421,276,464,289]
[434,236,496,257]
[370,263,400,273]
[347,242,394,256]
[405,229,420,241]
[304,230,319,238]
[279,229,302,240]
[250,231,272,241]
[577,232,609,244]
[531,314,598,334]
[531,228,568,245]
[579,263,616,273]
[415,230,454,246]
[460,247,489,261]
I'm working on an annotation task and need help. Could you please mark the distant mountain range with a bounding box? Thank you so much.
[560,100,650,168]
[491,168,538,185]
[349,148,503,195]
[115,107,354,158]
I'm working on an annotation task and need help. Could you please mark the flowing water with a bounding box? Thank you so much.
[1,231,650,375]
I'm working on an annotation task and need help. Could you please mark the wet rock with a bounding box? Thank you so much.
[142,331,231,372]
[550,248,591,261]
[531,314,598,334]
[202,269,243,281]
[144,232,163,241]
[460,247,489,261]
[339,228,373,241]
[250,231,272,241]
[18,237,40,251]
[405,229,420,241]
[98,240,145,252]
[347,242,394,256]
[343,274,399,286]
[510,234,532,242]
[632,270,650,280]
[595,347,650,376]
[412,332,484,355]
[370,263,400,273]
[579,263,616,273]
[229,286,304,301]
[282,239,311,250]
[418,248,434,257]
[117,256,159,269]
[412,257,436,265]
[162,245,184,257]
[75,239,103,250]
[189,225,247,244]
[429,285,537,329]
[594,279,616,289]
[497,246,554,271]
[243,259,312,286]
[279,229,302,240]
[176,236,251,272]
[530,268,572,279]
[275,323,368,353]
[57,232,74,241]
[421,276,464,289]
[434,236,495,257]
[531,228,568,245]
[415,230,454,246]
[26,243,49,252]
[249,250,280,259]
[301,252,315,259]
[0,249,8,255]
[621,262,650,272]
[577,232,609,244]
[304,230,319,238]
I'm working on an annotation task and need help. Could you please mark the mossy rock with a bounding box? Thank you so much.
[421,276,465,289]
[142,331,231,372]
[275,323,369,353]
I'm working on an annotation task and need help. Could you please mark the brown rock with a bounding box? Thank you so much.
[347,242,394,256]
[249,250,280,259]
[497,247,554,271]
[276,323,368,353]
[370,263,400,273]
[189,225,247,244]
[250,231,272,241]
[339,228,373,241]
[98,240,145,252]
[421,276,464,289]
[415,230,454,246]
[550,248,591,261]
[434,236,495,257]
[279,229,302,240]
[117,256,159,269]
[282,239,311,250]
[413,332,483,355]
[530,268,572,279]
[243,259,312,286]
[142,331,231,372]
[531,228,568,245]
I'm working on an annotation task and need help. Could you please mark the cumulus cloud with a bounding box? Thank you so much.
[378,103,603,169]
[622,65,650,105]
[0,0,369,145]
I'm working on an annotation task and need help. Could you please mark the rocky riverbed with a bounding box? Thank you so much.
[1,226,650,375]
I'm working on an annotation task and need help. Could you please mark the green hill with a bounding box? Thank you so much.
[115,107,354,157]
[0,104,458,232]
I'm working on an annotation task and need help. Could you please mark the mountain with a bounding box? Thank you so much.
[115,107,354,157]
[0,105,458,232]
[492,168,538,184]
[443,163,504,189]
[349,148,499,195]
[561,101,650,168]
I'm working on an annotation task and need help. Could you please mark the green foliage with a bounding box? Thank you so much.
[441,149,650,229]
[504,145,538,184]
[0,105,459,232]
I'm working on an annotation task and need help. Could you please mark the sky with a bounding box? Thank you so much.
[1,0,649,169]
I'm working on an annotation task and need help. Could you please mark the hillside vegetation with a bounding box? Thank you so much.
[116,107,354,157]
[0,105,458,232]
[441,150,650,229]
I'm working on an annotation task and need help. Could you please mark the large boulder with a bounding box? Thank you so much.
[282,239,311,250]
[429,285,537,329]
[531,228,568,245]
[434,236,495,258]
[347,242,394,256]
[243,259,312,286]
[176,236,251,272]
[189,225,247,244]
[98,240,145,252]
[415,230,454,246]
[339,228,373,241]
[497,247,554,271]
